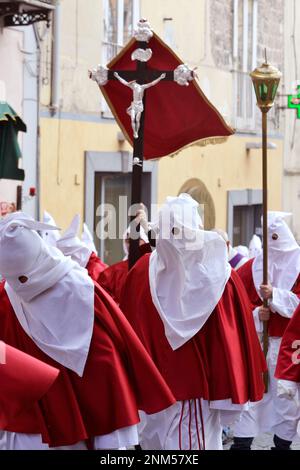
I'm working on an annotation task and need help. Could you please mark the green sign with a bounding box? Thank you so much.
[288,85,300,118]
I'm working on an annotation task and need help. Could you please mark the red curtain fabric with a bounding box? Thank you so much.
[0,344,58,428]
[100,34,234,160]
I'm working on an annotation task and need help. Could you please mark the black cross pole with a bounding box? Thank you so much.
[107,46,175,269]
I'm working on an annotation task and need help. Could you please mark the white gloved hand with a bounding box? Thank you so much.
[135,205,149,233]
[277,379,298,400]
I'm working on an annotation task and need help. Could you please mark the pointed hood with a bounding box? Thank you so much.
[41,210,61,247]
[56,215,92,268]
[149,194,231,350]
[82,223,97,255]
[252,212,300,292]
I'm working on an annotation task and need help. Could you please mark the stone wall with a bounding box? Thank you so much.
[209,0,284,72]
[209,0,284,132]
[257,0,284,69]
[209,0,233,70]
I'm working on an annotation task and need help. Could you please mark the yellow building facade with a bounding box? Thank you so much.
[39,0,284,262]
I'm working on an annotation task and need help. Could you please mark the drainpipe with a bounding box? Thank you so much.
[50,1,61,115]
[33,24,42,219]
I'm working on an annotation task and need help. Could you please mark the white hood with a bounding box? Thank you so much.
[41,211,61,247]
[249,234,262,259]
[82,223,97,255]
[234,245,249,258]
[0,212,94,376]
[56,214,92,268]
[252,212,300,292]
[149,194,231,350]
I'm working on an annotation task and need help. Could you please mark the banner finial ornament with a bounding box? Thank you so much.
[133,18,153,42]
[88,65,108,86]
[174,64,194,87]
[131,48,153,62]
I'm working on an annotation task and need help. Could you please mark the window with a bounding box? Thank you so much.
[227,189,262,246]
[85,152,158,265]
[178,178,216,230]
[102,0,140,116]
[94,171,151,265]
[233,0,258,131]
[163,18,175,49]
[103,0,140,64]
[233,204,262,247]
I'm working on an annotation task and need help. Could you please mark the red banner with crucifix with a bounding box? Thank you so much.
[90,25,234,161]
[90,19,234,266]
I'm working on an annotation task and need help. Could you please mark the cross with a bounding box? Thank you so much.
[288,85,300,119]
[89,19,194,268]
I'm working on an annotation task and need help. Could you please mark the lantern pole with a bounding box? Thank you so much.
[250,51,282,392]
[262,109,269,379]
[262,52,268,313]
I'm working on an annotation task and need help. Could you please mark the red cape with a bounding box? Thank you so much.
[86,252,108,282]
[275,303,300,382]
[237,259,300,337]
[99,260,128,304]
[99,34,234,160]
[120,254,266,403]
[0,281,175,447]
[98,245,152,303]
[0,344,59,428]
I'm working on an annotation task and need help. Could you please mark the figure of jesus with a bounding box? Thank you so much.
[114,72,166,139]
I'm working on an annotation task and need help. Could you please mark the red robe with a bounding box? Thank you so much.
[99,260,128,304]
[86,252,108,282]
[120,254,266,404]
[237,259,300,337]
[99,244,152,304]
[0,281,175,447]
[0,344,59,428]
[275,304,300,382]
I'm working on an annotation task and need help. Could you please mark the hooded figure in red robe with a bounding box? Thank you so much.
[0,212,175,450]
[233,212,300,450]
[120,194,266,450]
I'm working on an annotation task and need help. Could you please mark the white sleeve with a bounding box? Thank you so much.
[252,306,263,333]
[270,287,300,319]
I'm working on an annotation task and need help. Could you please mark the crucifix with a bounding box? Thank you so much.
[114,71,166,139]
[89,19,194,268]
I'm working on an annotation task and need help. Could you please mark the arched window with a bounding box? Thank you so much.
[178,178,216,230]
